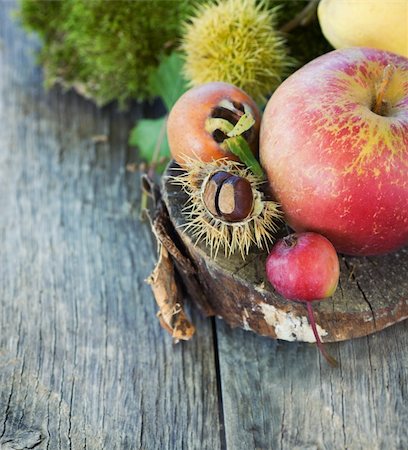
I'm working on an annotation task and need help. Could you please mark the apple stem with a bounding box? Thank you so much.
[373,64,395,116]
[306,301,338,368]
[283,234,298,248]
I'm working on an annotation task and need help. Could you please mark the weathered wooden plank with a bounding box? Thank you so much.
[0,2,221,449]
[215,318,408,449]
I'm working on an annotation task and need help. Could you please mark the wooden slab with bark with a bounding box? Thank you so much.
[163,162,408,343]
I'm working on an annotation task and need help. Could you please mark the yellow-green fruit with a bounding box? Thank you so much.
[318,0,408,58]
[182,0,292,105]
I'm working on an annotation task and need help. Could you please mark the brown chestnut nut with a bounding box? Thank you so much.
[202,171,254,222]
[202,171,231,218]
[217,175,254,222]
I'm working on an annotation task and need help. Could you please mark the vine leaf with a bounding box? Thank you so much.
[129,52,188,171]
[129,117,169,173]
[149,52,188,111]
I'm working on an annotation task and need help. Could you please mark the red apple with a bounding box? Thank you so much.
[265,232,340,302]
[260,48,408,256]
[266,232,340,367]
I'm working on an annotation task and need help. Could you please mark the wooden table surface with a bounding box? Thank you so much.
[1,2,407,449]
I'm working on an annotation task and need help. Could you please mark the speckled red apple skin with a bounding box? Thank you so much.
[260,48,408,256]
[167,82,261,165]
[266,232,340,302]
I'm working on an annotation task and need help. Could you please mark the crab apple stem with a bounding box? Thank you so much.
[306,301,338,368]
[373,64,395,116]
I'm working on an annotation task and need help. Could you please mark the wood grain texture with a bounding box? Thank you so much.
[1,2,408,450]
[0,2,221,449]
[216,318,408,450]
[163,162,408,343]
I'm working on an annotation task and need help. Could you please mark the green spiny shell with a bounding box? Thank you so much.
[182,0,293,105]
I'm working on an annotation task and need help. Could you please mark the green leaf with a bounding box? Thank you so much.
[149,52,188,111]
[129,117,170,172]
[129,52,187,172]
[223,136,265,179]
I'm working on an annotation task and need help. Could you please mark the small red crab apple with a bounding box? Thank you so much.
[266,232,340,367]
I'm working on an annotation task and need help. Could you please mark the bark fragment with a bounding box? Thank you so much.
[144,174,197,342]
[147,245,195,342]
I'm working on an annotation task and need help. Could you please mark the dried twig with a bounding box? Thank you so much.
[280,0,320,34]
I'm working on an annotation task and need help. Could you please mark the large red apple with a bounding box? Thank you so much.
[260,47,408,256]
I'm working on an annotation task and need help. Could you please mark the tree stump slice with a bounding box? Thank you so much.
[163,162,408,343]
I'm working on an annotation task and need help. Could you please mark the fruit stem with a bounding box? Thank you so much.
[306,301,338,368]
[283,234,297,248]
[373,64,395,116]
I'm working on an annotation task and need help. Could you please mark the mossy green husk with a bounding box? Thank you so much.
[20,0,198,106]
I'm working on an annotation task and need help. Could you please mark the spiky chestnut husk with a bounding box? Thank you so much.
[171,158,281,259]
[181,0,293,105]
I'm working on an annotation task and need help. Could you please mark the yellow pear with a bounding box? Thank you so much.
[318,0,408,58]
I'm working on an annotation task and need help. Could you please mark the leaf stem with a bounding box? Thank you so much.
[151,114,168,168]
[139,115,168,220]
